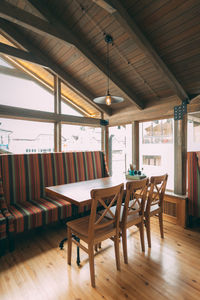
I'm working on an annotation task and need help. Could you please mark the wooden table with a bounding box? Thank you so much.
[45,176,128,207]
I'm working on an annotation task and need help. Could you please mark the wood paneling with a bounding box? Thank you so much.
[0,0,200,122]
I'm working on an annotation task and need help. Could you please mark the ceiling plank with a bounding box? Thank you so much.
[92,0,116,13]
[0,0,144,109]
[28,0,145,109]
[0,19,111,116]
[0,42,46,66]
[93,0,189,102]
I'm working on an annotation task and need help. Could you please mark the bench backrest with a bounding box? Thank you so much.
[187,151,200,218]
[0,151,109,206]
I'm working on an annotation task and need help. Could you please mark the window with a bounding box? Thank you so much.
[0,57,54,112]
[0,118,54,154]
[61,82,84,117]
[109,125,132,177]
[187,112,200,151]
[142,119,173,144]
[61,101,83,117]
[61,124,101,151]
[140,119,174,191]
[143,155,161,166]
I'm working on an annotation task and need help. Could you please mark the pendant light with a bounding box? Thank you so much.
[93,34,124,106]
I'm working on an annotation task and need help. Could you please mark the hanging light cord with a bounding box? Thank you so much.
[107,41,110,95]
[74,0,160,100]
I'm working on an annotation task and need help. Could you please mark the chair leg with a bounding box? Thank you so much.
[121,228,128,264]
[67,227,72,265]
[88,244,95,288]
[139,222,145,252]
[114,234,121,271]
[159,212,164,239]
[145,216,151,248]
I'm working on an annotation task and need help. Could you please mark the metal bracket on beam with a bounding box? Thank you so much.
[174,100,189,120]
[100,119,109,126]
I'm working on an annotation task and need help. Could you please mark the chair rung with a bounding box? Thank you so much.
[72,237,88,253]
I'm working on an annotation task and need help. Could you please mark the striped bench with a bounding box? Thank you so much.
[0,151,109,254]
[0,211,6,256]
[187,151,200,224]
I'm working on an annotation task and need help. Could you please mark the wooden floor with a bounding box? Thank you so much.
[0,218,200,300]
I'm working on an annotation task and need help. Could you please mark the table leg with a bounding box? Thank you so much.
[59,235,80,265]
[59,238,68,250]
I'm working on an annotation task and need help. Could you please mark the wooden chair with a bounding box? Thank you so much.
[121,178,149,264]
[67,183,124,288]
[144,174,168,248]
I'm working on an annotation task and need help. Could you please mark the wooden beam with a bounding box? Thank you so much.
[54,76,61,152]
[28,0,145,109]
[174,116,187,195]
[92,0,116,13]
[0,104,104,126]
[0,0,144,109]
[94,0,189,102]
[132,121,139,170]
[0,42,46,66]
[0,1,73,44]
[0,19,112,116]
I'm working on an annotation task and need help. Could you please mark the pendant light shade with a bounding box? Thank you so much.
[93,35,124,106]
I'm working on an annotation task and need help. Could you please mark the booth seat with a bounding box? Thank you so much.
[0,151,109,253]
[187,151,200,224]
[0,211,6,256]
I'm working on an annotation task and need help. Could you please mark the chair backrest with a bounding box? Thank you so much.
[122,178,149,224]
[88,183,124,240]
[146,174,168,212]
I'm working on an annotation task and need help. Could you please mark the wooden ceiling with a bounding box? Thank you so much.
[0,0,200,125]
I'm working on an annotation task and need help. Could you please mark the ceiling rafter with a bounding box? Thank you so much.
[0,19,111,116]
[93,0,189,102]
[0,0,144,109]
[0,41,46,66]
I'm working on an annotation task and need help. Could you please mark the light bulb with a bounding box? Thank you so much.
[105,95,111,105]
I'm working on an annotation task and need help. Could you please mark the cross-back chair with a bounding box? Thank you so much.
[121,178,149,264]
[144,174,168,248]
[67,183,124,288]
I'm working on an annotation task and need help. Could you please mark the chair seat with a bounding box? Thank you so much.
[145,204,161,217]
[8,197,72,233]
[67,214,116,242]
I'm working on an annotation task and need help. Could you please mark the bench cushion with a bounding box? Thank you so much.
[8,197,72,233]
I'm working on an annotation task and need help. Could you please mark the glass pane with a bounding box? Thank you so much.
[109,125,132,177]
[61,100,83,117]
[140,119,174,191]
[61,124,101,151]
[0,57,54,112]
[188,112,200,151]
[0,118,54,154]
[0,57,14,68]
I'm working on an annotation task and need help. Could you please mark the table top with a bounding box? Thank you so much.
[45,176,128,207]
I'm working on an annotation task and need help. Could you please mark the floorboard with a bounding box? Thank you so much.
[0,218,200,300]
